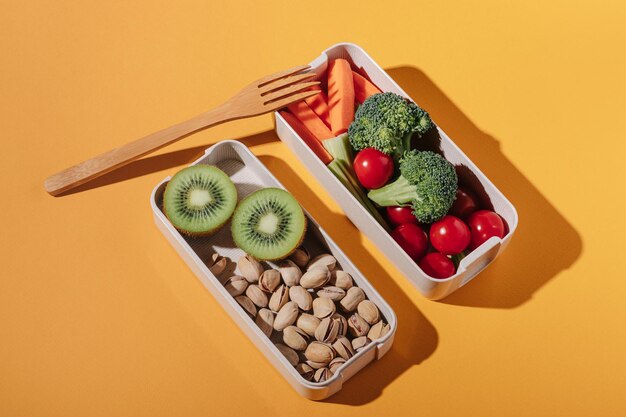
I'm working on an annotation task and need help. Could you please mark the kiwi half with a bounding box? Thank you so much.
[163,165,237,236]
[231,188,306,260]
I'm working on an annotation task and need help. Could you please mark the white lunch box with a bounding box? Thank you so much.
[150,140,396,400]
[275,43,519,300]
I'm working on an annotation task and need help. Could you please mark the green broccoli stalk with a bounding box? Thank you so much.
[367,150,458,224]
[348,92,433,162]
[323,134,390,231]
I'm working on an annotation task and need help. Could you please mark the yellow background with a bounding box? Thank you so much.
[2,1,625,416]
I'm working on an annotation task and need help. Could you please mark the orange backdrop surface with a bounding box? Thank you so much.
[2,1,625,416]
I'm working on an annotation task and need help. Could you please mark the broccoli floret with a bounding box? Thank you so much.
[348,92,433,161]
[367,150,457,223]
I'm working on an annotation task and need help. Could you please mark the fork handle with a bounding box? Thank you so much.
[44,104,236,196]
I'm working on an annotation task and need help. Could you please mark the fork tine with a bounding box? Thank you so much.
[260,72,317,95]
[257,64,311,87]
[263,89,320,110]
[262,81,320,104]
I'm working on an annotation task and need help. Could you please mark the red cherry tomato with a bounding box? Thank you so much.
[390,223,428,261]
[353,148,394,189]
[450,188,479,218]
[419,252,456,279]
[386,206,419,226]
[429,215,471,255]
[467,210,506,249]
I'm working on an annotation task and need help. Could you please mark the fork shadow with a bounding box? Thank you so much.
[259,155,438,405]
[386,66,583,308]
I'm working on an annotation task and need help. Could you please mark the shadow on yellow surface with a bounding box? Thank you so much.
[386,67,583,308]
[259,155,438,405]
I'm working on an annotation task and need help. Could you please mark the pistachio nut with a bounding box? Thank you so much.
[331,313,348,337]
[368,320,391,340]
[339,286,366,312]
[289,247,310,269]
[258,269,281,293]
[300,267,330,289]
[328,357,346,374]
[316,286,346,301]
[289,286,313,311]
[332,336,355,360]
[283,325,309,351]
[296,313,320,337]
[224,275,248,297]
[268,284,289,312]
[305,360,328,370]
[347,313,370,337]
[276,343,299,367]
[245,284,268,308]
[329,270,353,290]
[312,297,336,319]
[273,301,299,331]
[296,362,315,381]
[235,295,257,317]
[357,300,381,325]
[307,253,337,271]
[314,317,340,343]
[313,367,333,383]
[278,259,302,287]
[304,341,335,364]
[255,308,274,338]
[351,336,371,351]
[238,254,263,283]
[208,253,227,276]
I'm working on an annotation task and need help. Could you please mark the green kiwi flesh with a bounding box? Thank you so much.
[163,165,237,236]
[231,188,306,260]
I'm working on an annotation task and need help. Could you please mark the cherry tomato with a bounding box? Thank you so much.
[390,223,428,261]
[353,148,394,189]
[467,210,506,249]
[386,206,419,226]
[449,188,479,218]
[419,252,456,279]
[429,215,471,255]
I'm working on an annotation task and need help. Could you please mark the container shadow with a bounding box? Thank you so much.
[53,130,277,196]
[386,66,583,308]
[259,155,438,405]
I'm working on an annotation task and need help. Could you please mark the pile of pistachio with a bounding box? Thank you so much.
[215,248,391,383]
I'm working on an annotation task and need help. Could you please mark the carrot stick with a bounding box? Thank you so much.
[327,59,355,135]
[279,111,333,165]
[287,101,334,140]
[304,85,331,128]
[353,71,382,103]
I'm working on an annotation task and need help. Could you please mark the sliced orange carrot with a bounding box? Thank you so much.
[353,71,381,103]
[327,59,355,135]
[280,111,333,165]
[287,100,334,140]
[304,85,331,128]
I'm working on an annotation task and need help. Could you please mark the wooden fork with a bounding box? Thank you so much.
[44,65,319,196]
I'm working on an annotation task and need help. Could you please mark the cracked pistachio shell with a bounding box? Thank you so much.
[283,325,309,351]
[235,295,257,317]
[296,313,320,337]
[307,254,337,271]
[314,367,333,383]
[268,284,289,312]
[224,275,248,297]
[255,308,274,338]
[312,297,336,319]
[331,313,348,337]
[289,247,310,269]
[368,320,391,340]
[276,343,299,367]
[238,254,263,283]
[278,260,302,287]
[258,269,281,292]
[208,253,227,276]
[304,341,335,364]
[314,317,340,343]
[329,357,346,374]
[316,286,346,301]
[296,362,315,381]
[300,268,330,289]
[245,284,268,308]
[329,270,353,290]
[305,360,328,370]
[357,300,381,325]
[289,286,313,311]
[351,336,371,351]
[339,286,366,312]
[348,313,370,337]
[332,336,355,360]
[273,301,299,331]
